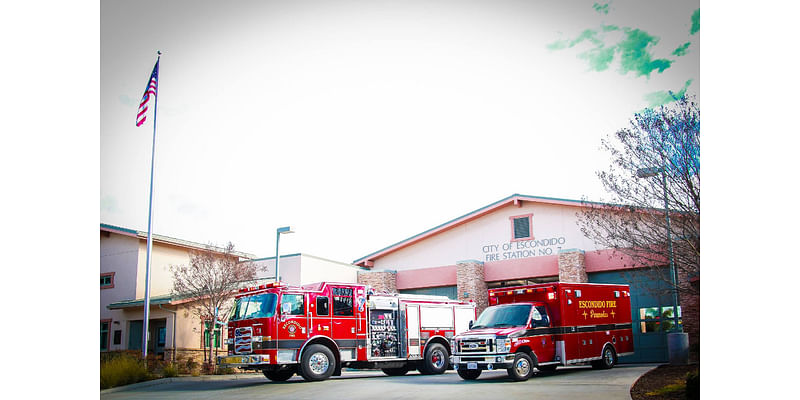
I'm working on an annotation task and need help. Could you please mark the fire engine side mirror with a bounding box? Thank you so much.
[469,320,474,329]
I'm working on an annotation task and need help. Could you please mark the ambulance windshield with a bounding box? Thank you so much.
[471,304,531,329]
[230,293,278,321]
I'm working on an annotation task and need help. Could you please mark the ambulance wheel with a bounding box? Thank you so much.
[381,366,410,376]
[421,343,449,375]
[592,345,617,370]
[263,369,294,381]
[507,353,534,381]
[457,368,482,380]
[299,344,336,381]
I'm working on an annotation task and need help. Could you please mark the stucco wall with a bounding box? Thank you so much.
[373,202,599,271]
[135,241,196,299]
[299,254,361,284]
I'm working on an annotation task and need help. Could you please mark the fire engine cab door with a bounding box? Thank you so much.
[278,292,308,349]
[330,286,357,343]
[406,305,421,357]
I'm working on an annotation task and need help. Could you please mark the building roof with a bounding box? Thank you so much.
[100,223,257,259]
[352,193,608,267]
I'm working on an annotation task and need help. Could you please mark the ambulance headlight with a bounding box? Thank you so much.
[496,339,511,353]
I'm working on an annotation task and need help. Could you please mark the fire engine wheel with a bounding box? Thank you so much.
[507,353,534,382]
[420,343,449,375]
[592,345,617,370]
[381,366,410,376]
[457,368,482,380]
[263,369,294,382]
[299,344,336,381]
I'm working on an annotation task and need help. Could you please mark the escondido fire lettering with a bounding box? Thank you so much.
[578,300,617,308]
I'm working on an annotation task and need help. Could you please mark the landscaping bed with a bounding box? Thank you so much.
[630,364,699,400]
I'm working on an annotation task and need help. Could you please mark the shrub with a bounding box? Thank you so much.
[162,363,179,378]
[685,371,700,400]
[100,353,153,389]
[214,366,236,375]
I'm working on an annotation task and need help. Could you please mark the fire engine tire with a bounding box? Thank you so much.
[591,345,617,370]
[507,353,534,381]
[457,368,482,380]
[381,366,410,376]
[421,343,449,375]
[299,344,336,381]
[263,369,294,382]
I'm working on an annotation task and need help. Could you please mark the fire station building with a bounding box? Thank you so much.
[354,194,699,363]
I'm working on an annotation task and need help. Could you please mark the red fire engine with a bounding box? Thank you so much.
[450,282,634,381]
[217,281,476,382]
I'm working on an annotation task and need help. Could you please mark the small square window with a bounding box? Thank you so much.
[101,272,115,289]
[509,214,533,241]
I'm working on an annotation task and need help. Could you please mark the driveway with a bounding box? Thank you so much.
[101,364,658,400]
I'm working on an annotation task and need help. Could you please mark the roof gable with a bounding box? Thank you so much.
[352,194,605,267]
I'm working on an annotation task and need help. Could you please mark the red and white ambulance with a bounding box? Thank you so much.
[217,281,476,382]
[450,282,634,381]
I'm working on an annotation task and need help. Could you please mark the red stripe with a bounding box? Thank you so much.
[137,107,148,118]
[136,116,146,126]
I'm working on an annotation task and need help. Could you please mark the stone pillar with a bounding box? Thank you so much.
[457,260,488,315]
[357,270,397,293]
[558,249,588,283]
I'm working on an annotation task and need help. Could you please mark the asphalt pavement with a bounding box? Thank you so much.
[101,363,659,400]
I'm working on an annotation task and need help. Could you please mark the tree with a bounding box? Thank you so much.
[578,96,699,298]
[170,242,258,365]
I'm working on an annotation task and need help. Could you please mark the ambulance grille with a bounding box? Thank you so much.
[458,338,493,353]
[234,327,253,354]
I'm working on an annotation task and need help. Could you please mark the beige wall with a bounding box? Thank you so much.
[373,202,598,271]
[135,240,196,299]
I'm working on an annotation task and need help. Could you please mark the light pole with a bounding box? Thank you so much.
[636,166,681,333]
[275,226,294,282]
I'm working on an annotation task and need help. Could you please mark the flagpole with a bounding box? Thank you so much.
[142,51,161,360]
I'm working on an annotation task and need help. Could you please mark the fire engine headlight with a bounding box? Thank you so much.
[252,336,262,342]
[496,339,511,353]
[227,338,234,345]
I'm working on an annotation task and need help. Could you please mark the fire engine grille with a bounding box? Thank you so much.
[458,338,493,353]
[234,327,253,354]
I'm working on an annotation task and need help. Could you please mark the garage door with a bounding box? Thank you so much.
[589,269,680,363]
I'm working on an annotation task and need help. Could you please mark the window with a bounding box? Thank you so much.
[230,293,278,321]
[281,294,305,316]
[157,327,166,347]
[316,296,329,316]
[113,330,122,345]
[639,306,682,333]
[100,272,115,289]
[101,320,110,351]
[509,214,533,241]
[332,287,354,316]
[530,305,550,328]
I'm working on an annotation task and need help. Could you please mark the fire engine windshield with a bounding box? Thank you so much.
[471,304,531,329]
[229,293,277,321]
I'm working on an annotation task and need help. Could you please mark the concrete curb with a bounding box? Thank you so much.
[100,373,261,394]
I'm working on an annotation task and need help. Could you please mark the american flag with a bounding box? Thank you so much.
[136,59,160,127]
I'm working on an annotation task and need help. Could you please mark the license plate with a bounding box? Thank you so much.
[467,362,478,370]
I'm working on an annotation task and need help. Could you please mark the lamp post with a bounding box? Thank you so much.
[636,166,681,332]
[637,166,688,364]
[275,226,294,282]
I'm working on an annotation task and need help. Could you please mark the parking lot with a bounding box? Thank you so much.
[101,364,657,400]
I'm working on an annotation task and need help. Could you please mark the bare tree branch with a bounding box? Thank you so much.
[578,96,700,298]
[169,242,258,364]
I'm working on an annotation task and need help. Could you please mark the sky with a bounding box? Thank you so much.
[7,1,800,396]
[100,0,700,263]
